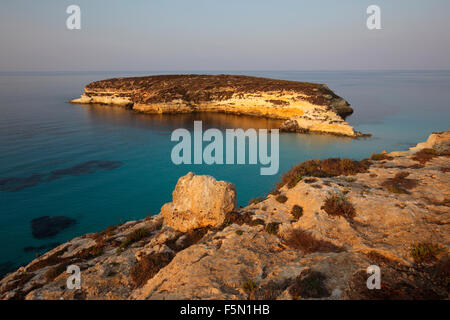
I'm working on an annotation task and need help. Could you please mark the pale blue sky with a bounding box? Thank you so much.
[1,0,449,71]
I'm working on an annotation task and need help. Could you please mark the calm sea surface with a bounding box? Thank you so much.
[0,70,449,275]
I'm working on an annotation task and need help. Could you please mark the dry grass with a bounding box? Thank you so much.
[321,192,356,219]
[283,228,342,254]
[277,158,370,190]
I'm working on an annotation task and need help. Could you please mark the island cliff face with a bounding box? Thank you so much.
[70,74,360,137]
[1,131,448,300]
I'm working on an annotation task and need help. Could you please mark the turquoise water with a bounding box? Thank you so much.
[0,70,449,275]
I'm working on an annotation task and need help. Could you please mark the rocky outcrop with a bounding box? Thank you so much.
[390,131,450,156]
[70,74,362,137]
[161,172,236,232]
[1,131,448,300]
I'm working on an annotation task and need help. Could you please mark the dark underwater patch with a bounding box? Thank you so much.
[0,160,123,192]
[49,160,123,177]
[23,242,61,253]
[0,174,44,192]
[0,261,15,279]
[30,216,77,239]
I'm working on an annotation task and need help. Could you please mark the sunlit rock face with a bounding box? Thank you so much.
[161,172,236,232]
[70,74,359,137]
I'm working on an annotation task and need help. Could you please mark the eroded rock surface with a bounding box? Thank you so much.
[1,131,449,300]
[70,74,360,137]
[161,172,236,232]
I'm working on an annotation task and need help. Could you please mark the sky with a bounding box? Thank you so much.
[0,0,449,71]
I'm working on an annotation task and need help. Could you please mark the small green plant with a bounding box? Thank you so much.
[265,222,280,235]
[242,279,258,294]
[290,205,303,220]
[321,192,356,219]
[410,242,446,263]
[275,194,288,203]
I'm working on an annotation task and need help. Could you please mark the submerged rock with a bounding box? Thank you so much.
[0,161,123,192]
[161,172,236,232]
[23,242,61,253]
[30,216,76,239]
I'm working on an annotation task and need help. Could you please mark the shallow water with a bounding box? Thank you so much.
[0,70,449,274]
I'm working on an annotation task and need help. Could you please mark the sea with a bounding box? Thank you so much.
[0,70,449,276]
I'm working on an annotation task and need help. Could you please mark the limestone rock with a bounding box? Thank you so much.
[161,172,236,232]
[70,74,362,137]
[391,130,450,156]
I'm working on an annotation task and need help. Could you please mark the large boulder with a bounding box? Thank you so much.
[161,172,237,232]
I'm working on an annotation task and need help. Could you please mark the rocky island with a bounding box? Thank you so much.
[1,131,448,300]
[70,74,363,137]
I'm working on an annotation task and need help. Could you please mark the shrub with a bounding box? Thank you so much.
[283,229,342,254]
[276,158,370,190]
[121,227,151,248]
[130,251,174,288]
[290,205,303,220]
[287,174,303,189]
[249,218,265,227]
[248,280,290,300]
[265,222,280,235]
[76,244,103,260]
[370,153,393,161]
[381,171,418,194]
[275,195,288,203]
[289,270,330,299]
[268,189,281,196]
[242,279,258,294]
[410,242,447,264]
[412,148,438,164]
[220,211,252,229]
[321,192,356,219]
[249,197,265,205]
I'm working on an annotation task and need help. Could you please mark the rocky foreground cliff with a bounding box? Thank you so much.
[1,131,449,300]
[70,74,363,137]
